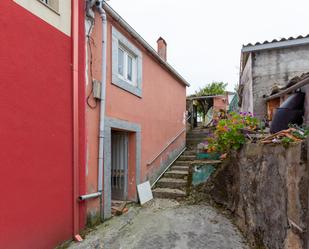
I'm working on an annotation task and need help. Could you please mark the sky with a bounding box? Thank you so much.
[108,0,309,95]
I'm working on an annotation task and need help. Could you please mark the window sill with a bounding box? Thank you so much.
[37,0,60,15]
[112,75,142,98]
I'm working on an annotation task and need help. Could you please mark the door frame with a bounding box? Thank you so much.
[103,117,141,219]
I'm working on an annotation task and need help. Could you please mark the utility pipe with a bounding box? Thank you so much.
[72,0,80,237]
[79,192,102,201]
[96,0,107,219]
[78,1,106,219]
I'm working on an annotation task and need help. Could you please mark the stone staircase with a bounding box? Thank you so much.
[152,127,210,199]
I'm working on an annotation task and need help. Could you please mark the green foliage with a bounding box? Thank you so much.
[195,82,227,96]
[207,112,259,153]
[289,124,309,138]
[281,137,294,148]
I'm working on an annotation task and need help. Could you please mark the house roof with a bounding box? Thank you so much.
[186,91,235,101]
[103,4,190,87]
[242,34,309,53]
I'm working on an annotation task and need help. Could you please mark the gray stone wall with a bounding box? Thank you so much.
[240,54,253,113]
[251,45,309,119]
[208,142,309,249]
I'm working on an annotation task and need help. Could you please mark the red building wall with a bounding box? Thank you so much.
[0,1,85,248]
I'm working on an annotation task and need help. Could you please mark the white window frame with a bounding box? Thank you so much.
[117,45,137,87]
[112,27,143,97]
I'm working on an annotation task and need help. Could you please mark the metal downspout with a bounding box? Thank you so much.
[72,0,80,237]
[79,0,106,221]
[96,0,107,221]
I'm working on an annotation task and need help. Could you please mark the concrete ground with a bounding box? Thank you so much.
[68,199,249,249]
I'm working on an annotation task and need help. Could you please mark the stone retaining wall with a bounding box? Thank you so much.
[207,141,309,249]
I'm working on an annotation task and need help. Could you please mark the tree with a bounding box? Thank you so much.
[195,82,227,96]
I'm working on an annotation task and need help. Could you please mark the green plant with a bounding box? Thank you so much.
[196,82,227,96]
[207,112,259,153]
[289,124,309,138]
[281,137,294,148]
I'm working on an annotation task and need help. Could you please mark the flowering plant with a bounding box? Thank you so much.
[207,112,259,153]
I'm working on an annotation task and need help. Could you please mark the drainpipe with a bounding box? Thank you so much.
[96,0,107,220]
[95,0,107,192]
[72,0,80,238]
[79,0,107,221]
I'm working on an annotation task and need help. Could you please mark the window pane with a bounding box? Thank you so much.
[127,55,133,81]
[40,0,59,12]
[118,48,124,76]
[49,0,59,11]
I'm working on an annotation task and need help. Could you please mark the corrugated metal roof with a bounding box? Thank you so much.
[242,34,309,53]
[243,34,309,47]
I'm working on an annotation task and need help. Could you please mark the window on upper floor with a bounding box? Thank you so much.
[39,0,59,13]
[112,27,143,97]
[117,45,138,87]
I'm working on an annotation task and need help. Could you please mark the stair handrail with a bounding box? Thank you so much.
[150,146,186,188]
[147,115,191,166]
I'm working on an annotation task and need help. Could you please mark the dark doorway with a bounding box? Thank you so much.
[111,131,129,200]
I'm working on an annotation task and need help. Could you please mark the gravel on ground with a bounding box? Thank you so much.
[68,199,249,249]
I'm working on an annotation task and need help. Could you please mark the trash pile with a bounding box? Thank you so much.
[260,127,306,144]
[111,201,129,216]
[196,112,308,158]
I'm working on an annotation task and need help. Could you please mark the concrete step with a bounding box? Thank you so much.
[156,178,187,188]
[190,160,222,165]
[152,188,187,199]
[188,129,210,134]
[186,141,206,147]
[186,137,208,142]
[164,170,188,179]
[183,150,196,156]
[186,137,207,142]
[186,144,198,150]
[178,155,196,161]
[171,165,189,171]
[186,133,209,138]
[174,161,190,166]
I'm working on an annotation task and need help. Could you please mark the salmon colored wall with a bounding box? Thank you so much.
[85,13,186,219]
[213,95,228,111]
[128,132,137,200]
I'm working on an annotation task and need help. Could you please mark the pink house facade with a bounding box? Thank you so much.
[83,2,189,223]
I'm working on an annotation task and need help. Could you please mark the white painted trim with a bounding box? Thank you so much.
[112,26,143,97]
[14,0,71,36]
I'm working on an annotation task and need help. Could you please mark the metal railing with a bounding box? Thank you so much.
[150,146,186,188]
[147,115,191,166]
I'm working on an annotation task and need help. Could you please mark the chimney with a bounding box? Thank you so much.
[157,37,167,61]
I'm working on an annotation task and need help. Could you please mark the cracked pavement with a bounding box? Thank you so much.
[68,199,249,249]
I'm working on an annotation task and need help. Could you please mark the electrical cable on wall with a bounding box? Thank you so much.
[86,19,98,109]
